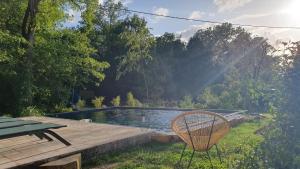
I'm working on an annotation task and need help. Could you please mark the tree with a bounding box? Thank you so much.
[259,42,300,169]
[148,33,185,100]
[0,0,109,115]
[87,1,154,102]
[280,42,300,167]
[116,15,154,100]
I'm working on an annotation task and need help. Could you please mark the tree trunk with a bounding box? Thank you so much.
[20,0,41,106]
[142,66,149,102]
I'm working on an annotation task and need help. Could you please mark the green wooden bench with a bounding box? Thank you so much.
[0,117,71,146]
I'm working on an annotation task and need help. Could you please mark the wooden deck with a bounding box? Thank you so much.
[0,117,154,169]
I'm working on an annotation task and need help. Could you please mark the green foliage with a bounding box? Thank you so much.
[54,104,73,113]
[196,82,243,110]
[32,29,108,111]
[92,96,105,108]
[88,2,156,100]
[19,106,44,117]
[79,1,281,110]
[83,119,269,169]
[0,0,109,116]
[196,73,278,112]
[126,92,142,107]
[257,42,300,169]
[0,0,282,115]
[126,92,135,106]
[0,30,27,114]
[178,95,195,108]
[93,20,280,109]
[258,122,294,168]
[76,99,86,109]
[111,96,121,106]
[197,88,220,109]
[116,15,155,79]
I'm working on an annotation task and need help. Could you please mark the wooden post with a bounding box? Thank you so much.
[39,154,81,169]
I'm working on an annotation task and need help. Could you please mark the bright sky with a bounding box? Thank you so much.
[66,0,300,43]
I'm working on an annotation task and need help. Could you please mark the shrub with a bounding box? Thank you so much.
[126,92,142,107]
[178,95,195,108]
[135,99,142,107]
[111,96,121,106]
[54,104,73,113]
[60,107,73,112]
[92,96,105,108]
[76,99,86,109]
[196,88,220,108]
[20,106,44,117]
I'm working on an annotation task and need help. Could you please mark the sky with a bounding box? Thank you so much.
[66,0,300,43]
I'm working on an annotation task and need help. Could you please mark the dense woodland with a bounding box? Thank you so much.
[0,0,300,167]
[0,0,285,114]
[0,0,282,113]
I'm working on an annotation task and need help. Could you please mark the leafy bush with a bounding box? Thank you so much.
[196,88,220,108]
[20,106,44,117]
[178,95,195,108]
[54,104,73,113]
[111,96,121,106]
[126,92,142,107]
[76,99,86,109]
[60,107,73,112]
[92,96,105,108]
[258,111,300,168]
[196,80,274,111]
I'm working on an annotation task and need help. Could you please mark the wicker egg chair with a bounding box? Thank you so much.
[171,111,230,169]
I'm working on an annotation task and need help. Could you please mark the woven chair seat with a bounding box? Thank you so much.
[171,111,230,151]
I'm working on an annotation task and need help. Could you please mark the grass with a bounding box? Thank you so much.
[83,117,271,169]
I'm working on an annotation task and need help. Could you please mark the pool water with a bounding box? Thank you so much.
[53,108,234,132]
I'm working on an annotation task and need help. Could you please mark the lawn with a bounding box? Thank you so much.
[83,117,270,169]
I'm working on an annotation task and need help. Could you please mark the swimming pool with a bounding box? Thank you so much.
[52,108,242,132]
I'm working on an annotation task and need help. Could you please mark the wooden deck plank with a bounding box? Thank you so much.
[0,117,154,169]
[0,155,11,164]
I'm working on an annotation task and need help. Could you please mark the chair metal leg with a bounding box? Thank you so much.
[187,149,195,169]
[206,151,213,169]
[215,144,222,163]
[175,143,187,169]
[179,143,187,163]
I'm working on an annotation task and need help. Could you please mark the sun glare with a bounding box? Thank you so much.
[282,0,300,24]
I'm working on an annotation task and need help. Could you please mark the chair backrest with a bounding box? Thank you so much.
[171,111,230,151]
